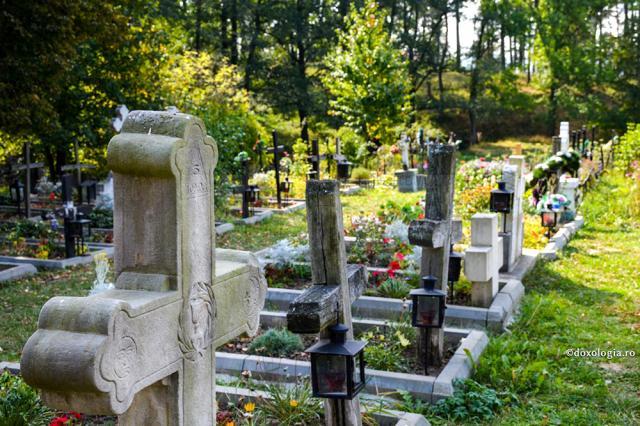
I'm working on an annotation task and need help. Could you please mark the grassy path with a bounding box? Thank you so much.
[471,171,640,425]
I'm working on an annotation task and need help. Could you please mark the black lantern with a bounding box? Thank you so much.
[410,276,446,328]
[489,181,513,214]
[540,211,558,238]
[279,178,291,194]
[447,250,462,300]
[10,180,24,205]
[306,324,366,400]
[337,161,352,181]
[246,185,260,203]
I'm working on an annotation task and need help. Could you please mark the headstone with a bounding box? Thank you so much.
[558,175,580,221]
[268,131,286,208]
[407,142,457,368]
[500,155,525,272]
[22,111,267,425]
[465,213,503,308]
[559,121,570,152]
[287,180,367,426]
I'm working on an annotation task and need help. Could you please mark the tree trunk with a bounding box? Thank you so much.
[230,0,238,64]
[468,17,487,145]
[220,0,228,54]
[548,80,558,136]
[244,2,261,90]
[437,13,448,117]
[194,0,202,52]
[455,1,461,69]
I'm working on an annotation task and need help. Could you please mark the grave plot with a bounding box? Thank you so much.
[217,174,489,409]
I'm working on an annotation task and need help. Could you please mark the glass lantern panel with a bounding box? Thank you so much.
[316,354,348,395]
[542,212,556,227]
[416,296,440,327]
[352,353,362,388]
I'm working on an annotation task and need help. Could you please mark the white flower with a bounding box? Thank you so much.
[383,220,409,243]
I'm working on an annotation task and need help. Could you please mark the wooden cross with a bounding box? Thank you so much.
[22,111,267,425]
[308,139,327,180]
[61,140,96,202]
[287,180,367,426]
[407,142,457,369]
[267,131,286,208]
[11,142,44,217]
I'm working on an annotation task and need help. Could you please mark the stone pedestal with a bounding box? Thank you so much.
[395,169,418,192]
[465,214,503,308]
[559,175,580,222]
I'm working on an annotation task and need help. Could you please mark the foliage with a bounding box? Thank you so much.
[350,167,372,181]
[618,123,640,172]
[323,1,411,145]
[0,371,52,426]
[361,319,415,373]
[377,201,423,224]
[376,278,412,299]
[247,329,304,358]
[258,238,309,268]
[258,382,323,425]
[530,149,581,187]
[89,208,113,229]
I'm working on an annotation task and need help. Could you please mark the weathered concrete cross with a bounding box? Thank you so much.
[408,142,457,368]
[22,111,266,425]
[500,155,525,272]
[287,180,367,426]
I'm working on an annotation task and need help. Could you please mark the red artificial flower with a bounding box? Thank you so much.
[387,269,396,278]
[50,416,69,426]
[418,213,425,219]
[372,271,381,277]
[394,252,405,261]
[389,260,401,270]
[382,238,391,244]
[49,192,55,201]
[70,411,82,420]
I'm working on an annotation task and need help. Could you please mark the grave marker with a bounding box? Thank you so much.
[11,142,44,217]
[408,142,457,368]
[308,138,326,180]
[287,180,367,426]
[465,213,503,308]
[500,155,526,271]
[560,121,570,152]
[268,131,286,208]
[22,111,266,425]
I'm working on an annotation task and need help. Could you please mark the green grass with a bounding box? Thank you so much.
[463,171,640,425]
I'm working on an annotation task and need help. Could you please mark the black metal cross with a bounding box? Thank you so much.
[267,131,286,208]
[11,142,45,218]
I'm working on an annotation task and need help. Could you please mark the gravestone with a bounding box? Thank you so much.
[21,111,267,425]
[287,180,367,426]
[500,155,525,272]
[395,134,417,192]
[408,142,457,368]
[465,213,503,308]
[559,121,570,152]
[268,131,286,208]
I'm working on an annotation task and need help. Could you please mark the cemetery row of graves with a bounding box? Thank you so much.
[0,112,638,425]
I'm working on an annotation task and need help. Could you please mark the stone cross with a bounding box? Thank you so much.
[308,138,326,180]
[408,142,457,368]
[287,180,367,426]
[11,142,44,217]
[560,121,570,152]
[465,213,503,308]
[268,131,286,207]
[21,111,266,425]
[500,155,525,272]
[399,133,410,170]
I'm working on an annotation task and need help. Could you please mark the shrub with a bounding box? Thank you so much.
[0,371,52,426]
[351,167,372,181]
[259,382,323,425]
[248,329,304,358]
[377,278,411,299]
[89,208,113,229]
[618,123,640,171]
[431,379,515,422]
[362,321,414,372]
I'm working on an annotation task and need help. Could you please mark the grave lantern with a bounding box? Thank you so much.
[410,276,446,328]
[10,180,24,205]
[246,185,260,203]
[447,250,463,299]
[540,210,558,238]
[307,323,366,400]
[337,161,352,181]
[489,181,513,214]
[279,177,291,194]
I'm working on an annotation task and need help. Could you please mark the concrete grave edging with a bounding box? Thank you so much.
[0,262,37,282]
[540,215,584,260]
[0,246,113,270]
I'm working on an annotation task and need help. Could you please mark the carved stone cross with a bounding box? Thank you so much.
[22,111,266,425]
[408,142,457,368]
[287,180,367,426]
[465,213,503,308]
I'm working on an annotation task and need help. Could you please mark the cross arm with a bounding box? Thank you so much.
[12,162,45,172]
[408,219,450,248]
[61,163,97,171]
[287,264,366,334]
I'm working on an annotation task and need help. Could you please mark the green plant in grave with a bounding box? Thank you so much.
[258,381,323,425]
[376,278,411,299]
[248,329,304,358]
[361,320,414,372]
[89,208,113,229]
[0,371,52,426]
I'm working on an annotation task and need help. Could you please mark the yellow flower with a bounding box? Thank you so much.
[289,399,299,408]
[244,402,255,413]
[225,422,235,426]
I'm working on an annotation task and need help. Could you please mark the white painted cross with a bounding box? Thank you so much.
[22,111,267,425]
[465,213,503,308]
[560,121,570,153]
[399,133,410,170]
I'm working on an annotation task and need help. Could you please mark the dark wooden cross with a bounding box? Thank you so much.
[287,180,367,426]
[11,142,45,218]
[267,131,286,208]
[240,159,251,219]
[307,139,326,180]
[61,140,96,204]
[408,142,457,370]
